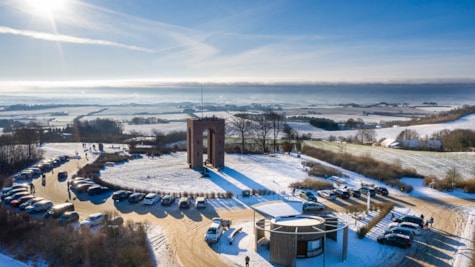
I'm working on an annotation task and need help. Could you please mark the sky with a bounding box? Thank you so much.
[0,0,474,87]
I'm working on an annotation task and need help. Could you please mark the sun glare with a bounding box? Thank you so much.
[25,0,68,17]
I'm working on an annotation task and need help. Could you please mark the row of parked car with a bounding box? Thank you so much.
[16,155,70,180]
[69,176,110,195]
[112,190,208,209]
[1,183,122,229]
[377,215,424,249]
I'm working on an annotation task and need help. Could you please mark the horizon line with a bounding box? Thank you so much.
[0,78,474,89]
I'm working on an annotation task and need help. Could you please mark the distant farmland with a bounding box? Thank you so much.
[304,140,474,179]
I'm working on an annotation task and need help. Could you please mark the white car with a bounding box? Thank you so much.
[204,220,224,244]
[25,200,53,214]
[80,213,105,227]
[388,221,422,235]
[143,193,161,205]
[318,190,336,200]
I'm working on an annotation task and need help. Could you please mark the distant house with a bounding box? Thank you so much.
[381,138,400,149]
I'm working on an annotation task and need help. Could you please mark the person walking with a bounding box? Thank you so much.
[245,256,250,267]
[429,217,434,228]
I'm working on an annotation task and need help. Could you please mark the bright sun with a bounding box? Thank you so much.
[25,0,68,17]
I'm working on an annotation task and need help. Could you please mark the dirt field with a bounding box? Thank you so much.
[31,157,474,267]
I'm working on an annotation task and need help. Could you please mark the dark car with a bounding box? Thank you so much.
[334,188,350,199]
[299,190,317,202]
[4,191,31,204]
[87,185,109,195]
[375,187,389,196]
[75,182,96,193]
[19,197,44,210]
[57,170,68,180]
[10,195,35,208]
[57,211,80,224]
[1,187,28,200]
[384,227,415,240]
[44,202,75,219]
[112,190,132,201]
[128,193,146,203]
[178,197,191,209]
[377,233,411,248]
[360,186,376,197]
[161,195,176,206]
[350,188,361,197]
[393,215,424,227]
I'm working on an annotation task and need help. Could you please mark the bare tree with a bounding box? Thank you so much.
[227,114,253,154]
[253,114,272,153]
[397,129,420,140]
[266,110,285,153]
[356,128,376,144]
[445,167,461,190]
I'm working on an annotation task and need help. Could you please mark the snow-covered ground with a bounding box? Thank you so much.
[33,143,475,266]
[98,151,475,266]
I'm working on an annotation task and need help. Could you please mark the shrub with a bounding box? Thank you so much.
[289,178,333,191]
[356,202,395,239]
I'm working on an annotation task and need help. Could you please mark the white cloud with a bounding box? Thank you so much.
[0,26,154,53]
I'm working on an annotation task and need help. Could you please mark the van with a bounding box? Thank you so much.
[44,202,75,219]
[195,197,207,209]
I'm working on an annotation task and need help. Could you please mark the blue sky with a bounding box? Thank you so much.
[0,0,474,86]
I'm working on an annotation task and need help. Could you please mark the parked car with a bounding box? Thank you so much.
[1,187,29,200]
[2,184,29,195]
[19,197,44,210]
[388,222,422,235]
[393,215,424,227]
[4,191,31,204]
[10,195,35,208]
[195,197,207,209]
[377,233,411,248]
[80,213,105,227]
[360,186,376,197]
[25,200,54,214]
[75,182,97,193]
[128,192,146,203]
[333,188,350,199]
[350,188,361,197]
[57,170,68,180]
[204,219,224,244]
[161,195,176,206]
[57,211,80,224]
[87,185,109,195]
[178,197,191,209]
[375,186,389,196]
[143,193,161,205]
[299,190,317,202]
[44,202,75,219]
[112,190,132,201]
[302,201,325,211]
[384,227,415,240]
[318,190,336,200]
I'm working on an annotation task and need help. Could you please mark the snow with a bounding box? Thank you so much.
[33,143,475,266]
[4,111,475,267]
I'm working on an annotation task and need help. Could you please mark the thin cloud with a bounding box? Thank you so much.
[0,26,154,53]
